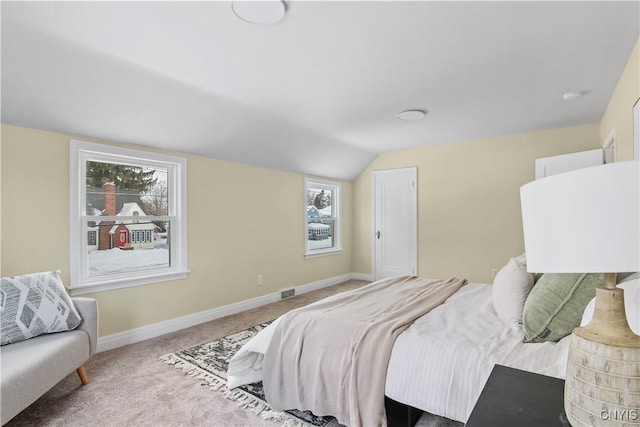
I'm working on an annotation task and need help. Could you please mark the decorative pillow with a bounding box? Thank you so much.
[522,273,602,343]
[1,270,82,346]
[581,273,640,334]
[492,254,534,324]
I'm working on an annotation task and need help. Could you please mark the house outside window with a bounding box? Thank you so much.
[305,178,341,256]
[70,140,188,294]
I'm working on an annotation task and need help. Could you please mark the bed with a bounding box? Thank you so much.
[227,270,640,427]
[384,282,569,423]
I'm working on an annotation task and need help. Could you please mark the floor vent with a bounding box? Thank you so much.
[280,288,295,299]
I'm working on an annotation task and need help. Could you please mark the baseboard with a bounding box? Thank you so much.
[351,272,375,281]
[96,273,358,353]
[294,273,352,295]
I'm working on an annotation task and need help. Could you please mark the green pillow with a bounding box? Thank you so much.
[522,273,602,343]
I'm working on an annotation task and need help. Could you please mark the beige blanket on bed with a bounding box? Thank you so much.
[262,275,466,427]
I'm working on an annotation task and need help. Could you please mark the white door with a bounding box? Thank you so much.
[535,149,604,179]
[373,168,417,280]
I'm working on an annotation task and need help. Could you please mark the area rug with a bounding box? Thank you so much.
[160,321,337,427]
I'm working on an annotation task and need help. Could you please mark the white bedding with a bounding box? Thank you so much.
[385,282,570,423]
[228,281,571,424]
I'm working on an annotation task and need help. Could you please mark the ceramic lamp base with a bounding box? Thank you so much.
[565,332,640,426]
[565,284,640,426]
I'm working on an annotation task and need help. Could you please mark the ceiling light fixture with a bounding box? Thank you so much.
[562,91,587,101]
[232,1,286,25]
[396,109,427,121]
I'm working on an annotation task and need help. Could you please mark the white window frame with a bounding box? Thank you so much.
[70,140,188,295]
[304,178,342,257]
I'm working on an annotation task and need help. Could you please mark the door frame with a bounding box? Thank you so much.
[371,167,418,280]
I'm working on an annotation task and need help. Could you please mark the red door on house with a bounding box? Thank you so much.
[118,230,128,247]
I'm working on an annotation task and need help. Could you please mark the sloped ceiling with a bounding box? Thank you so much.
[2,1,638,181]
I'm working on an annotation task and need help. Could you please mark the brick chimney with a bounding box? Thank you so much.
[99,182,116,250]
[103,182,116,216]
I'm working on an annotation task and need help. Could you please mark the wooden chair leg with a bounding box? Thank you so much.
[76,365,89,385]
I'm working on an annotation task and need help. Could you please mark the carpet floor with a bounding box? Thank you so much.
[5,279,461,427]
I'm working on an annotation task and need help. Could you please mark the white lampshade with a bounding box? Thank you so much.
[520,161,639,273]
[521,161,640,427]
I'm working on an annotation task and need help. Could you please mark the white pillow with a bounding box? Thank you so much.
[1,270,82,345]
[580,273,640,334]
[492,254,535,324]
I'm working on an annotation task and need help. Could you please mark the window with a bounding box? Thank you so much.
[87,230,97,246]
[70,140,188,294]
[130,230,152,244]
[305,178,341,256]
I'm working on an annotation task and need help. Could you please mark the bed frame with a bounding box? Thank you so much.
[385,397,423,427]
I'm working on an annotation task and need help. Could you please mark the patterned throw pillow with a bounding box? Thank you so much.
[1,270,82,346]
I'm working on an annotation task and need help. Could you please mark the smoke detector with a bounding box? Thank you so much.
[563,91,587,101]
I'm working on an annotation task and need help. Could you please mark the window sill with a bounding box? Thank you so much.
[70,270,190,295]
[305,248,343,259]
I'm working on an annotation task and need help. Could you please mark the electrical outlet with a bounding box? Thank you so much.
[257,275,263,286]
[491,268,499,279]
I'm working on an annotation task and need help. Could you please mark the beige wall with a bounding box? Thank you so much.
[1,125,352,336]
[2,38,636,338]
[352,124,601,283]
[351,37,638,283]
[600,37,640,161]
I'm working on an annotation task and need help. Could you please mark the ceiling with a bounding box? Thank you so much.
[2,1,639,181]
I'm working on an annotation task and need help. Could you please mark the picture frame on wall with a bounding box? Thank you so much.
[635,98,639,161]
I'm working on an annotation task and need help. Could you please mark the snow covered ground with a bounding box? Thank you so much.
[307,237,333,250]
[88,245,169,276]
[88,235,333,276]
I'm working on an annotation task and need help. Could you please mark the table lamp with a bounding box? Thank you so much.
[520,161,640,426]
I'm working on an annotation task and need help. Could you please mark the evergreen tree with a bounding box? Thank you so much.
[86,161,157,193]
[313,189,326,209]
